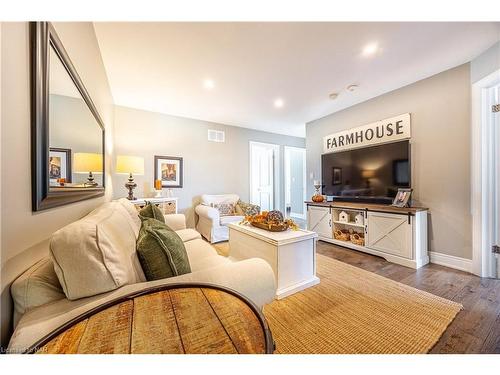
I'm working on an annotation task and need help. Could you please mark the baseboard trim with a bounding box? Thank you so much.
[429,251,472,273]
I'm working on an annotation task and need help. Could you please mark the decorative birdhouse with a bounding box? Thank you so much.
[355,213,364,226]
[339,211,349,223]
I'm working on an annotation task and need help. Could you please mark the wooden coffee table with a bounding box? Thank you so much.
[28,283,274,354]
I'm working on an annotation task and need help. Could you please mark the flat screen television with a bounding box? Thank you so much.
[321,140,410,204]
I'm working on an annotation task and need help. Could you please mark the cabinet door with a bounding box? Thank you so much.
[307,206,332,238]
[366,212,412,259]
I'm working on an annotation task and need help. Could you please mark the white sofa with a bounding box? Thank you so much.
[7,198,275,353]
[195,194,246,243]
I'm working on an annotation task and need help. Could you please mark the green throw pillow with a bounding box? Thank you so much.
[136,218,191,281]
[138,202,165,223]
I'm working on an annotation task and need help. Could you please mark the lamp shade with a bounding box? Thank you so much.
[73,153,103,173]
[116,155,144,175]
[361,169,376,179]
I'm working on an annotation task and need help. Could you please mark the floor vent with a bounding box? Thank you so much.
[208,129,225,143]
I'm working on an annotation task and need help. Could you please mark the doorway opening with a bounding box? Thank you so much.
[472,70,500,278]
[249,141,280,212]
[284,146,306,220]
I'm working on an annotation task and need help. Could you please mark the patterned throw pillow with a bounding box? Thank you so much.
[213,203,236,217]
[237,200,260,216]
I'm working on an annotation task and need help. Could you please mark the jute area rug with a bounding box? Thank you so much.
[214,242,462,354]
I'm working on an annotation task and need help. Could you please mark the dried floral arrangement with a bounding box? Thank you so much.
[240,210,299,232]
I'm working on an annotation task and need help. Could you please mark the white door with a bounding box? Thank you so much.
[284,147,306,219]
[250,142,279,211]
[307,206,332,238]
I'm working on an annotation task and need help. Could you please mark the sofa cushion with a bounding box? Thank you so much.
[50,202,145,300]
[220,215,245,226]
[136,218,191,281]
[184,239,229,272]
[10,257,66,327]
[138,202,165,223]
[117,198,141,237]
[176,228,202,242]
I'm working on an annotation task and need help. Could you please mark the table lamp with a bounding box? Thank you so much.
[116,155,144,200]
[361,169,376,188]
[73,153,103,187]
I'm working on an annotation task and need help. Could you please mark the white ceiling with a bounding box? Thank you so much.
[94,22,500,137]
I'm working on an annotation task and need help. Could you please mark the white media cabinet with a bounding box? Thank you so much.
[307,201,429,269]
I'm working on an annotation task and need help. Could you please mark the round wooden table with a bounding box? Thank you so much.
[29,283,274,354]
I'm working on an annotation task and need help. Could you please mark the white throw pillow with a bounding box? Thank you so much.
[50,202,145,300]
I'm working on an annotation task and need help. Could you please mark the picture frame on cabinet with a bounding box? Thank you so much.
[392,188,412,208]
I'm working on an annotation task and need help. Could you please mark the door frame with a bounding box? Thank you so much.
[249,141,280,211]
[284,146,306,219]
[471,68,500,277]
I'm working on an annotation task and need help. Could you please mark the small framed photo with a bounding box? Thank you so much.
[49,148,72,185]
[154,156,183,188]
[392,188,412,208]
[332,167,342,185]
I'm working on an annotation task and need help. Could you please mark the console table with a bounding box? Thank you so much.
[130,197,178,215]
[307,201,429,269]
[29,284,274,354]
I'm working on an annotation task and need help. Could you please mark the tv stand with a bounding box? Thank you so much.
[306,201,429,269]
[327,196,394,205]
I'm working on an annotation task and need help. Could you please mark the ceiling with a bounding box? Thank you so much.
[94,22,500,137]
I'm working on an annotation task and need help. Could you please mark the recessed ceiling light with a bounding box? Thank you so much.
[329,92,339,100]
[347,84,359,92]
[362,42,379,57]
[274,98,284,108]
[203,79,215,90]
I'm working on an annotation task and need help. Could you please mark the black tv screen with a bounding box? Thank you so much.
[321,140,410,201]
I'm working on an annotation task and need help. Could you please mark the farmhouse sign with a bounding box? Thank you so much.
[323,113,411,154]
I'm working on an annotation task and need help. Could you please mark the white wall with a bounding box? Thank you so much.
[0,22,114,349]
[112,106,305,227]
[471,41,500,83]
[306,64,472,260]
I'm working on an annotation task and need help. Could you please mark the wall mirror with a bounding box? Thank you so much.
[31,22,105,211]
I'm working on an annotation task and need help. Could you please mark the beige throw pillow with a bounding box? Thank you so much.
[50,202,145,300]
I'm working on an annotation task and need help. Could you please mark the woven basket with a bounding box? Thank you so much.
[350,233,365,246]
[334,229,350,241]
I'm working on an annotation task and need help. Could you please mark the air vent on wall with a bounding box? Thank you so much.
[208,129,225,143]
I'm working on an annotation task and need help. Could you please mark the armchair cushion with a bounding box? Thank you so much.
[213,202,236,217]
[201,194,239,207]
[220,215,245,226]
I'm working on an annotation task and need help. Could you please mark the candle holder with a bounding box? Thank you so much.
[312,180,324,202]
[154,189,163,198]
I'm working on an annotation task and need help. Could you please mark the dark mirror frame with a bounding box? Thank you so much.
[31,22,105,211]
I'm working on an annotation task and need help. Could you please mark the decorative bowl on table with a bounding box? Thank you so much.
[240,210,299,232]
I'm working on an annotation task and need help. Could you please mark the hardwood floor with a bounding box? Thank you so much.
[317,240,500,354]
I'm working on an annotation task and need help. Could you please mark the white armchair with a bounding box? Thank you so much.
[195,194,245,243]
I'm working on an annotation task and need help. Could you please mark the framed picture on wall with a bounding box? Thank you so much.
[49,148,72,185]
[154,155,183,188]
[332,167,342,185]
